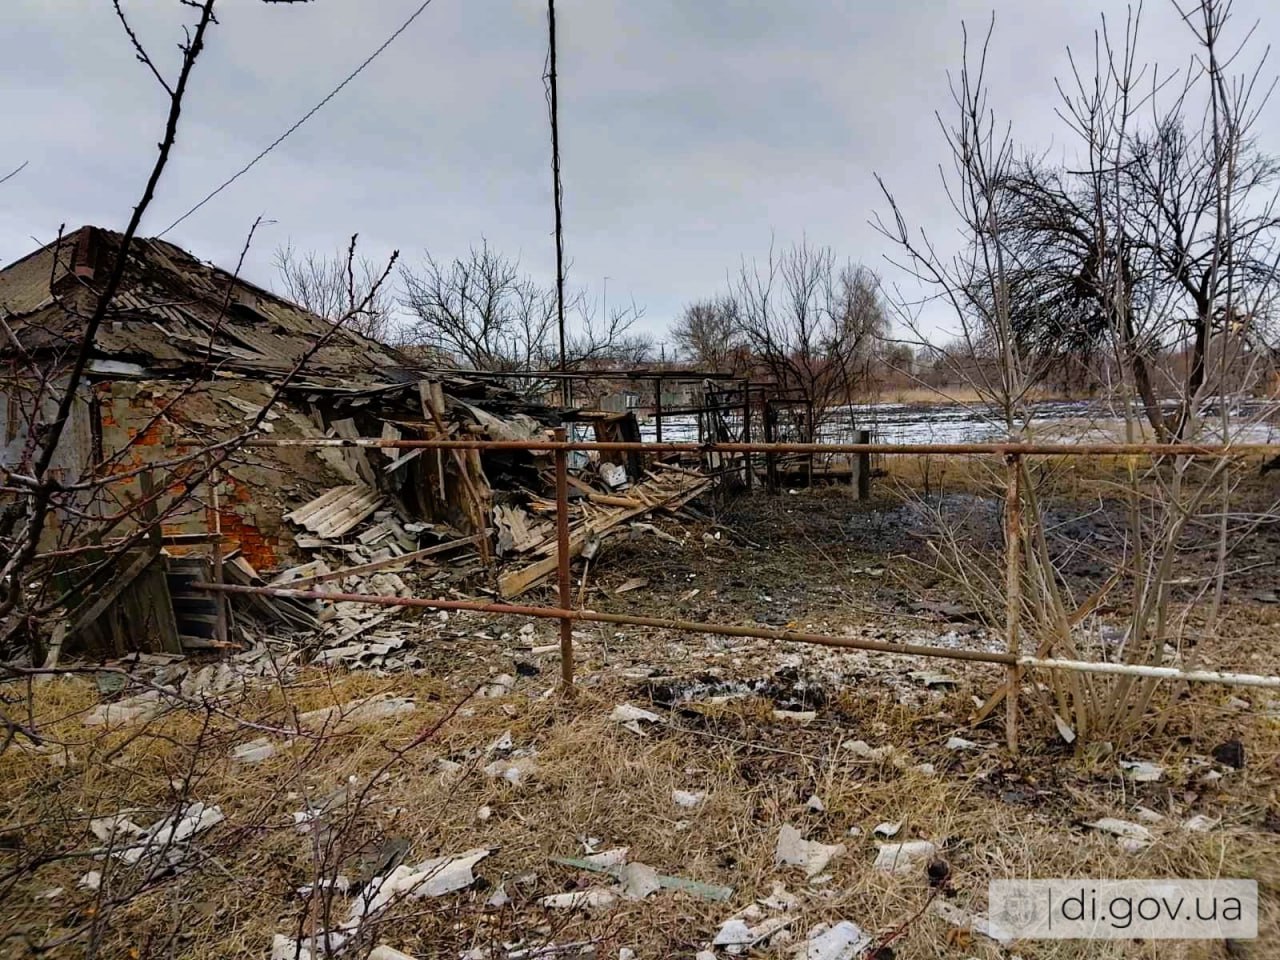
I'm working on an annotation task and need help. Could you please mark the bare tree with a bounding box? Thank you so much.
[876,1,1280,749]
[273,241,396,341]
[731,242,887,440]
[398,243,643,379]
[671,297,746,373]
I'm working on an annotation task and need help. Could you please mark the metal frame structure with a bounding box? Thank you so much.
[197,434,1280,751]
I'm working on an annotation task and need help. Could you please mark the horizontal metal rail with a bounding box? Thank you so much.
[238,436,1280,456]
[195,582,1280,689]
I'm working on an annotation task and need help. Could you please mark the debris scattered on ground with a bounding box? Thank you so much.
[610,703,664,734]
[1083,817,1153,852]
[797,920,871,960]
[553,848,734,903]
[872,840,937,876]
[1119,759,1164,782]
[1182,814,1221,832]
[673,789,707,809]
[931,899,1016,947]
[775,824,846,878]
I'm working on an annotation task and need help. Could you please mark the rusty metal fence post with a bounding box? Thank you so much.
[1004,453,1022,752]
[553,427,575,694]
[207,455,228,648]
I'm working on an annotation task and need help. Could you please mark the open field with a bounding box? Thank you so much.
[5,465,1280,960]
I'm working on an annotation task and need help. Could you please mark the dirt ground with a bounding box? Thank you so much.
[4,464,1280,959]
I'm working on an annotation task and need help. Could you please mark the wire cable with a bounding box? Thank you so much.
[158,0,436,237]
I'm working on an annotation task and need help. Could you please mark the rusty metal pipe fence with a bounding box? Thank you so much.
[197,435,1280,751]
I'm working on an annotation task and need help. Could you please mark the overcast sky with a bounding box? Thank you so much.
[2,0,1277,346]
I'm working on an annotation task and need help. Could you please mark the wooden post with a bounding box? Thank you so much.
[856,429,872,500]
[764,398,777,494]
[741,379,752,492]
[1004,454,1022,753]
[553,427,575,694]
[207,457,228,648]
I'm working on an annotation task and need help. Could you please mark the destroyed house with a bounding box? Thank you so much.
[1,228,711,656]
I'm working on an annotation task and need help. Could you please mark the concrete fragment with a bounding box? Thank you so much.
[799,920,871,960]
[231,738,277,763]
[539,888,617,910]
[872,840,937,876]
[775,824,846,878]
[1119,760,1164,782]
[872,821,901,838]
[672,789,706,808]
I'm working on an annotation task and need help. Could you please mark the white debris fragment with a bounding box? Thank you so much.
[1134,806,1165,824]
[296,876,352,897]
[799,920,871,960]
[712,919,753,947]
[908,670,958,687]
[618,949,636,960]
[539,888,617,910]
[231,738,277,763]
[672,789,707,809]
[945,736,979,751]
[805,794,826,813]
[872,821,901,839]
[842,739,895,761]
[298,694,415,732]
[912,763,937,776]
[487,730,514,754]
[114,803,225,865]
[83,690,164,727]
[611,702,665,734]
[78,871,101,891]
[348,848,491,925]
[480,674,516,698]
[487,884,510,908]
[476,805,492,822]
[582,848,629,869]
[90,814,146,844]
[368,946,417,960]
[1119,760,1164,782]
[872,840,937,876]
[1083,818,1153,842]
[1182,814,1221,832]
[616,862,662,901]
[931,899,1016,947]
[773,709,816,724]
[483,756,539,786]
[775,824,846,878]
[36,887,64,900]
[760,881,799,912]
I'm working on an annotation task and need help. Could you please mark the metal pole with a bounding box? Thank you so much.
[1004,454,1022,753]
[763,398,777,494]
[546,0,569,408]
[195,581,1280,690]
[207,456,227,647]
[653,378,663,444]
[553,427,574,694]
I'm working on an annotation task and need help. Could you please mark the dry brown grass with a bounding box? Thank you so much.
[5,633,1279,959]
